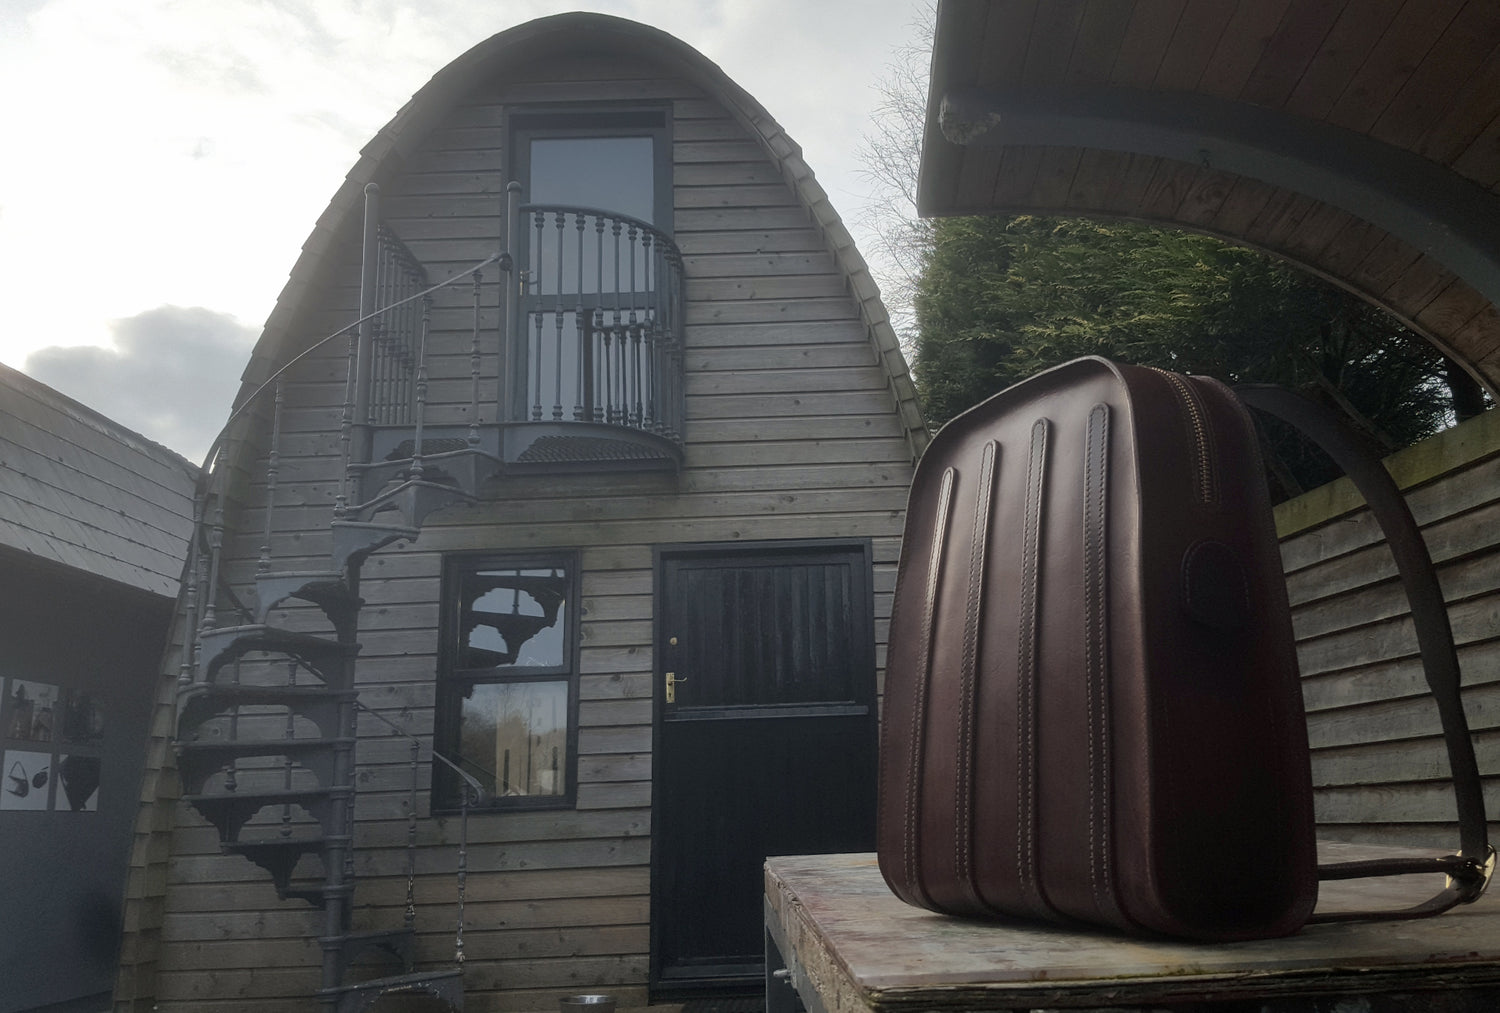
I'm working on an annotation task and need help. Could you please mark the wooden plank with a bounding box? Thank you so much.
[1239,0,1351,108]
[1286,498,1500,606]
[1208,175,1279,235]
[1139,159,1201,219]
[1019,0,1088,89]
[1279,200,1357,264]
[1109,0,1189,88]
[1372,0,1500,151]
[1414,276,1492,339]
[1063,0,1136,87]
[766,850,1500,1013]
[1065,147,1134,211]
[1302,640,1500,714]
[674,161,784,187]
[1294,595,1499,677]
[1290,553,1499,641]
[686,273,849,301]
[1326,0,1464,133]
[1306,678,1500,750]
[684,297,856,326]
[1196,0,1295,99]
[1173,167,1238,227]
[674,183,799,209]
[969,0,1034,91]
[1029,146,1084,208]
[1153,0,1239,91]
[1283,0,1405,119]
[1311,728,1500,788]
[1314,778,1499,824]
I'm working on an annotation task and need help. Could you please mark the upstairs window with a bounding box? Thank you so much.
[434,552,580,811]
[506,108,676,429]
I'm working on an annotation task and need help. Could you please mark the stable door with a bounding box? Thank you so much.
[651,541,878,993]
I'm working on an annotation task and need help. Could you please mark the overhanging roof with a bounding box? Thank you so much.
[920,0,1500,395]
[0,363,197,598]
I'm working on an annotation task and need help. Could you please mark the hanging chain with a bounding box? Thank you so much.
[455,785,471,965]
[405,739,419,928]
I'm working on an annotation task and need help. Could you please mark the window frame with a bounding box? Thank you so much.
[432,550,582,813]
[507,103,674,233]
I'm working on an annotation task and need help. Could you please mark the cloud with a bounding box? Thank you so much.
[25,306,256,465]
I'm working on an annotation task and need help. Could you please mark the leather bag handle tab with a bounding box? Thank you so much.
[1234,384,1492,920]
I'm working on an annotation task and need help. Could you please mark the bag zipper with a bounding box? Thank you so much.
[1150,368,1218,504]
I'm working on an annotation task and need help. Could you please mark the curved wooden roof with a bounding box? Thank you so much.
[237,12,925,453]
[920,0,1500,396]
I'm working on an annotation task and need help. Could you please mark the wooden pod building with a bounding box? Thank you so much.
[115,14,924,1012]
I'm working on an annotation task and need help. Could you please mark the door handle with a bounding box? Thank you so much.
[665,671,687,704]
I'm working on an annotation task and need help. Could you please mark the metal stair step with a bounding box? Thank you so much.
[223,836,347,905]
[330,518,422,572]
[184,786,353,844]
[328,927,416,973]
[196,624,354,685]
[175,737,354,794]
[176,684,355,741]
[318,968,463,1013]
[254,569,360,633]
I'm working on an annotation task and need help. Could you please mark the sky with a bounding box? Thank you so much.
[0,0,926,463]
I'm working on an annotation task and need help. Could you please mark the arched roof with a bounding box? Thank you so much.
[919,0,1500,396]
[236,12,925,453]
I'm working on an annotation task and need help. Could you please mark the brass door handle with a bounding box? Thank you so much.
[665,671,687,704]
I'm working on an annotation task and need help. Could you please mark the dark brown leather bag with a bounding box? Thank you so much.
[877,357,1491,940]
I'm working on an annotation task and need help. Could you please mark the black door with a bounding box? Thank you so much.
[651,541,878,993]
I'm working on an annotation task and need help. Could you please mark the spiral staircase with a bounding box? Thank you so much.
[174,410,496,1011]
[169,182,685,1010]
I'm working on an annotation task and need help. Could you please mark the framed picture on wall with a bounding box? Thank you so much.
[5,679,60,742]
[57,754,101,812]
[60,688,106,744]
[2,749,53,811]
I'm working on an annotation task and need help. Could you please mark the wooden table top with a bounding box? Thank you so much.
[764,847,1500,1011]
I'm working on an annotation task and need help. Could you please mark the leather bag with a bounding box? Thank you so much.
[876,357,1492,940]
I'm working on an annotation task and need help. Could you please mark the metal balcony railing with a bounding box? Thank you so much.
[513,203,684,442]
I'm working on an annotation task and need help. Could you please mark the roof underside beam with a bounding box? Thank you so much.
[938,85,1500,317]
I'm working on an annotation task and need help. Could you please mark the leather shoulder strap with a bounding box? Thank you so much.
[1233,384,1493,919]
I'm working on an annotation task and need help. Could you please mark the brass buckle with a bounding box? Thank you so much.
[1449,844,1497,903]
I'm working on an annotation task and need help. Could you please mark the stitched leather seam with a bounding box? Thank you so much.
[1084,403,1113,911]
[955,441,996,905]
[905,467,954,896]
[1017,419,1048,907]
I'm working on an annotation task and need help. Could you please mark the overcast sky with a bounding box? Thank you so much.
[0,0,925,463]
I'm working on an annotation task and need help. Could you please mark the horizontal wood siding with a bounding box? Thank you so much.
[149,49,915,1012]
[1278,411,1500,851]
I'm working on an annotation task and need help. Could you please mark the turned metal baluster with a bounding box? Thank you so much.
[404,740,419,930]
[628,224,642,429]
[593,217,606,422]
[398,255,415,423]
[410,296,432,482]
[643,233,658,432]
[532,210,545,421]
[552,211,566,421]
[370,246,388,426]
[258,383,283,574]
[469,272,482,445]
[611,218,624,425]
[199,491,225,635]
[573,211,587,421]
[336,329,357,518]
[667,246,684,440]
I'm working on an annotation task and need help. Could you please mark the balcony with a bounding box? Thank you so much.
[347,184,684,502]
